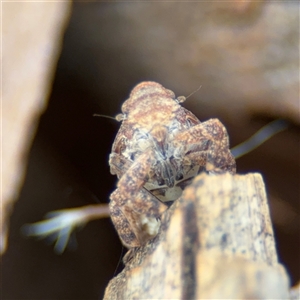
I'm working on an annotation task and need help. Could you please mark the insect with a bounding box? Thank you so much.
[108,81,236,248]
[24,82,286,252]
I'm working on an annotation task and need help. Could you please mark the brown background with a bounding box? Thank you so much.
[2,2,299,299]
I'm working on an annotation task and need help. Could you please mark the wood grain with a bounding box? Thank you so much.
[104,172,290,299]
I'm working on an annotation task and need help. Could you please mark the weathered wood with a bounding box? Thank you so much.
[104,173,290,299]
[2,2,71,254]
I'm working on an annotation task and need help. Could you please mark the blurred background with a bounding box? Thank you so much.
[2,2,299,299]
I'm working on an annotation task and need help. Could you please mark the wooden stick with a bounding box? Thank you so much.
[104,173,290,299]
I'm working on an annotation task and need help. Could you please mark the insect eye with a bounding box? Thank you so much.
[116,114,124,121]
[176,96,186,103]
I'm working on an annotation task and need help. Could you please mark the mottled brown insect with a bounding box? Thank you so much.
[109,81,236,248]
[24,81,236,253]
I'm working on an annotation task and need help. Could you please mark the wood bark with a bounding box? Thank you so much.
[104,173,290,299]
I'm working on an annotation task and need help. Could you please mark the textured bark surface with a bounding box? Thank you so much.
[104,173,290,299]
[2,3,71,253]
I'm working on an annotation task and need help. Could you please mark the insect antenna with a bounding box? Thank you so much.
[185,85,202,100]
[177,85,202,103]
[93,114,118,121]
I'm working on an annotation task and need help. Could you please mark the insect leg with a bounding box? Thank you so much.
[110,188,167,248]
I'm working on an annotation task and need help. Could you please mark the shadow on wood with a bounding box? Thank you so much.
[104,173,290,299]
